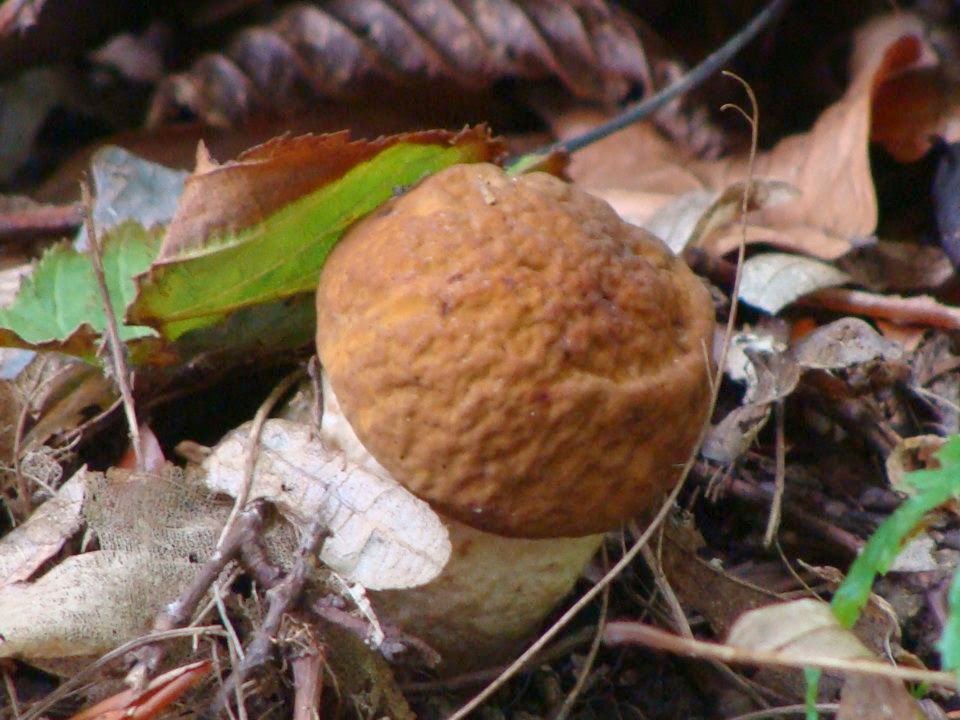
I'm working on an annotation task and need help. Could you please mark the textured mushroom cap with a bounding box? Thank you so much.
[316,163,715,538]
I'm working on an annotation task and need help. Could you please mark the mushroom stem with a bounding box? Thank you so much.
[320,376,602,672]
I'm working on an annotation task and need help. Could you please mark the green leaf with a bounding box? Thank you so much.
[0,223,161,360]
[831,436,960,629]
[803,436,960,710]
[130,135,498,341]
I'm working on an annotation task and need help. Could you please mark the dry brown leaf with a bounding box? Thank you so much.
[148,0,651,127]
[738,253,851,315]
[0,469,86,587]
[157,128,501,259]
[729,599,923,718]
[557,12,942,260]
[791,317,904,370]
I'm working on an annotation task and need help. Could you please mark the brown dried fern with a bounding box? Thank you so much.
[147,0,653,127]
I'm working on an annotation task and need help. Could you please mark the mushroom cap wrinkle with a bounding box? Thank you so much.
[316,163,715,538]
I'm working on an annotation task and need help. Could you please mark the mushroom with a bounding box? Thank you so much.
[315,163,715,671]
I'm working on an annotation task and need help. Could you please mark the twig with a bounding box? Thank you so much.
[80,181,143,470]
[217,367,304,549]
[215,514,329,715]
[213,576,249,720]
[709,472,863,557]
[798,288,960,330]
[763,400,787,547]
[728,705,840,720]
[127,501,268,680]
[551,547,610,720]
[643,540,693,639]
[507,0,791,170]
[291,637,325,720]
[602,621,957,687]
[312,601,440,667]
[2,661,21,719]
[401,626,598,694]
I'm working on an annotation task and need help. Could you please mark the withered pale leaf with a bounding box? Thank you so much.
[0,468,86,587]
[791,317,903,370]
[202,419,450,590]
[729,599,923,720]
[701,403,771,465]
[558,12,941,260]
[0,551,197,659]
[739,253,850,315]
[645,180,799,254]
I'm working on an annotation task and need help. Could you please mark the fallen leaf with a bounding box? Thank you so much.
[0,550,198,659]
[202,419,451,590]
[0,222,162,359]
[68,660,211,720]
[75,145,187,251]
[555,12,942,260]
[729,599,923,718]
[738,253,851,315]
[791,317,904,370]
[645,179,798,253]
[701,402,771,465]
[0,468,86,587]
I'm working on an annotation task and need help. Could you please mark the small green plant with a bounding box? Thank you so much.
[805,435,960,718]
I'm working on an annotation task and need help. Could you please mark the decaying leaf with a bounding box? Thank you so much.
[202,419,451,590]
[558,12,944,260]
[68,660,211,720]
[0,467,220,660]
[701,402,772,465]
[0,468,86,587]
[644,179,798,253]
[792,317,904,370]
[729,599,923,718]
[738,253,851,315]
[148,0,652,127]
[75,145,187,250]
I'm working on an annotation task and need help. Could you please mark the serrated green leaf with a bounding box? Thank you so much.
[0,223,161,360]
[129,137,496,341]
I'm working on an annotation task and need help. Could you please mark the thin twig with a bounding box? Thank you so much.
[127,501,268,681]
[644,541,693,639]
[728,705,840,720]
[603,621,957,687]
[217,367,304,549]
[763,399,787,547]
[80,181,143,470]
[215,514,329,715]
[552,547,610,720]
[291,639,325,720]
[507,0,791,170]
[2,662,21,719]
[798,288,960,330]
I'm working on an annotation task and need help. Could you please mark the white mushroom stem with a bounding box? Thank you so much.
[320,375,603,672]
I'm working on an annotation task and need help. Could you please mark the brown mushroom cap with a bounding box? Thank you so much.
[316,163,715,538]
